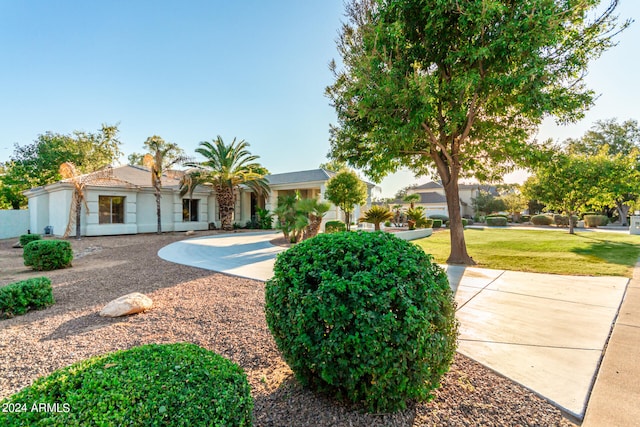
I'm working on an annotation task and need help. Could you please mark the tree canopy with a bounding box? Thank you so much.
[0,124,122,209]
[326,0,627,263]
[324,170,368,231]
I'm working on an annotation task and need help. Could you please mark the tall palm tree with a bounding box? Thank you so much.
[187,136,269,231]
[142,136,187,234]
[403,193,421,209]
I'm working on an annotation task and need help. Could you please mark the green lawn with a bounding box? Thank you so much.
[414,228,640,277]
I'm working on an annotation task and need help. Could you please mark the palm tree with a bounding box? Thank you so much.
[60,162,113,239]
[187,136,269,231]
[403,193,421,209]
[359,205,394,231]
[142,136,187,234]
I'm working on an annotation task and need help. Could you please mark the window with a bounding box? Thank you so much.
[99,196,125,224]
[183,199,199,222]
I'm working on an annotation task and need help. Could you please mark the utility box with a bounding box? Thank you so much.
[44,226,54,235]
[631,216,640,235]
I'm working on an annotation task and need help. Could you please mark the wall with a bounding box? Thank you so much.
[0,210,30,239]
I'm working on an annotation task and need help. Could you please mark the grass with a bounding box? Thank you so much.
[414,228,640,277]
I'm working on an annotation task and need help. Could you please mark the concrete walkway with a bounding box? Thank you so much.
[159,232,632,421]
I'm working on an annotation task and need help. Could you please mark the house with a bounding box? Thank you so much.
[24,166,374,237]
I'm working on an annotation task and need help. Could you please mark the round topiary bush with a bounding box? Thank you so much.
[486,217,508,226]
[584,214,609,228]
[531,214,553,226]
[265,231,458,413]
[0,343,253,427]
[23,240,73,271]
[19,234,41,247]
[431,219,443,228]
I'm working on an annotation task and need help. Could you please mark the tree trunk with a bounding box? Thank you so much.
[217,185,236,231]
[75,195,82,240]
[616,202,630,226]
[568,210,575,235]
[344,211,351,231]
[155,185,162,234]
[442,180,476,265]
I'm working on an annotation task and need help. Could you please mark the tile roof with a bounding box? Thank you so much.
[413,181,443,190]
[265,169,337,185]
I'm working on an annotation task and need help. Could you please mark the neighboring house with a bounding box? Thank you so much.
[381,181,498,218]
[24,166,375,237]
[264,168,375,229]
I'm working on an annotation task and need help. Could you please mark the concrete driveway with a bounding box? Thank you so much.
[159,231,629,420]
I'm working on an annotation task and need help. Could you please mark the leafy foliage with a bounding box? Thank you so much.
[324,220,346,233]
[584,215,609,228]
[472,191,505,216]
[0,277,54,319]
[359,205,394,230]
[274,193,330,242]
[486,217,508,227]
[19,234,41,247]
[265,231,458,413]
[0,343,252,426]
[23,240,73,271]
[406,206,429,228]
[326,0,626,264]
[0,124,122,209]
[324,170,368,231]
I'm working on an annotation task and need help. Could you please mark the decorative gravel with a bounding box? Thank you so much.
[0,232,576,426]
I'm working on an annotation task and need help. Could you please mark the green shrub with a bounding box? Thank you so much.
[265,231,458,413]
[384,221,392,227]
[23,240,73,271]
[432,219,442,228]
[486,217,507,226]
[0,343,253,427]
[0,277,54,319]
[428,214,449,222]
[553,214,579,227]
[444,218,468,228]
[19,234,41,247]
[584,215,609,228]
[531,214,553,226]
[520,215,531,223]
[424,218,434,228]
[486,214,508,219]
[581,211,598,219]
[325,220,346,233]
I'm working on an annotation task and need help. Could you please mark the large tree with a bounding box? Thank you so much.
[565,118,640,225]
[326,0,627,264]
[324,170,368,231]
[186,136,269,231]
[0,124,122,209]
[141,136,187,234]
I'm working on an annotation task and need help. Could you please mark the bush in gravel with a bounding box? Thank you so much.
[265,231,458,413]
[23,240,73,271]
[486,217,508,226]
[0,343,253,427]
[0,277,54,319]
[531,214,553,226]
[325,220,346,233]
[584,214,609,228]
[19,234,41,247]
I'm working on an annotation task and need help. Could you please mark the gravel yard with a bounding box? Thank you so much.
[0,232,576,426]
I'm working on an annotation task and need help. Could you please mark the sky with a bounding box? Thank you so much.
[1,1,639,198]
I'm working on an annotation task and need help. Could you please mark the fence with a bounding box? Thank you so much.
[0,210,30,239]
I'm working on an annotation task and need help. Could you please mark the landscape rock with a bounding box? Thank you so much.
[99,292,153,317]
[185,230,195,236]
[12,241,22,249]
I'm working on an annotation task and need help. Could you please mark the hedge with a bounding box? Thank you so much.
[325,220,346,233]
[486,217,507,226]
[19,234,41,247]
[432,219,443,228]
[531,215,553,226]
[0,343,253,426]
[584,215,609,228]
[23,240,73,271]
[0,277,54,319]
[428,214,449,222]
[265,231,458,413]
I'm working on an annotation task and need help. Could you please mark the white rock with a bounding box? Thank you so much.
[185,230,195,236]
[100,292,153,317]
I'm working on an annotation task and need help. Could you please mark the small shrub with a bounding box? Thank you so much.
[23,240,73,271]
[19,234,41,247]
[553,214,579,227]
[584,215,609,228]
[265,231,458,413]
[486,217,507,226]
[581,211,598,219]
[429,214,449,222]
[0,277,54,319]
[384,221,392,227]
[424,218,434,228]
[444,218,468,228]
[486,214,508,220]
[0,343,253,427]
[325,220,346,233]
[432,219,442,228]
[531,214,553,226]
[520,215,531,223]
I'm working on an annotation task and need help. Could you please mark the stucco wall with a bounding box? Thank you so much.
[0,210,30,239]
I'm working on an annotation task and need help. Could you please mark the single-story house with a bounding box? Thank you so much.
[24,165,374,237]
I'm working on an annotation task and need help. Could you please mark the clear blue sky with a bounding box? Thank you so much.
[1,1,638,198]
